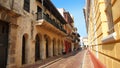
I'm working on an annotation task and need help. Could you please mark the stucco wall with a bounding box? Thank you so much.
[86,0,120,68]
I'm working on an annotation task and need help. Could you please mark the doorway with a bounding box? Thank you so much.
[53,39,55,56]
[0,21,9,68]
[22,35,26,64]
[35,34,40,61]
[46,38,49,58]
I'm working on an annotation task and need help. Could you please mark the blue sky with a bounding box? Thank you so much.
[51,0,87,37]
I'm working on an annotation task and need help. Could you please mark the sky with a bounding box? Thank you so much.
[51,0,87,37]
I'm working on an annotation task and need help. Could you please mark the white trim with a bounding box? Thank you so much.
[82,50,87,68]
[35,19,44,26]
[102,32,117,43]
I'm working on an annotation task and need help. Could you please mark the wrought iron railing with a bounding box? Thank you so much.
[36,12,66,34]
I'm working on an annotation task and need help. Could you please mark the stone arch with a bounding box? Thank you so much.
[53,38,56,56]
[22,33,28,64]
[58,39,60,55]
[44,34,51,58]
[35,33,42,61]
[60,40,63,55]
[69,42,72,52]
[61,40,65,54]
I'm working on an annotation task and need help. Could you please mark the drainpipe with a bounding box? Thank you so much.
[10,0,14,10]
[42,0,44,19]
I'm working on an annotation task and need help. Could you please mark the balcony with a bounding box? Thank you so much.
[72,38,80,43]
[66,33,73,41]
[37,0,66,24]
[0,0,21,17]
[36,12,66,34]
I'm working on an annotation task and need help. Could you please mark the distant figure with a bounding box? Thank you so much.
[62,49,66,55]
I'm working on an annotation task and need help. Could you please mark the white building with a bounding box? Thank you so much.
[82,37,88,47]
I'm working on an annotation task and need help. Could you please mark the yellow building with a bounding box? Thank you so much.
[84,0,120,68]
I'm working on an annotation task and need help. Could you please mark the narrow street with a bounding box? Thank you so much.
[21,49,106,68]
[38,49,94,68]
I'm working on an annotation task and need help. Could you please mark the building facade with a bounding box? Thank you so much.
[71,27,80,50]
[63,11,74,53]
[58,8,80,53]
[84,0,120,67]
[82,37,88,47]
[0,0,70,68]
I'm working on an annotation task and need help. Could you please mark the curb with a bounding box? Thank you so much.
[88,50,106,68]
[81,50,87,68]
[38,58,62,68]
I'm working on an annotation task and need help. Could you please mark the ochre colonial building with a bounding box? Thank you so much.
[84,0,120,67]
[0,0,81,68]
[58,8,80,53]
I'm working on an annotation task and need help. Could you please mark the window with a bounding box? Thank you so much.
[24,0,30,12]
[37,6,42,12]
[37,6,42,20]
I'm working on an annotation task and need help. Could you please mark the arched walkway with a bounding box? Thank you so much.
[58,40,60,55]
[53,38,58,56]
[0,22,9,68]
[62,40,65,54]
[35,34,41,61]
[22,34,28,64]
[44,35,51,58]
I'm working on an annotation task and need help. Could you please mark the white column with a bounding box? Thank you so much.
[71,43,74,52]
